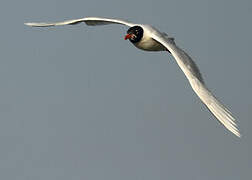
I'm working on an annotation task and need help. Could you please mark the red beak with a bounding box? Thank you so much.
[124,34,132,40]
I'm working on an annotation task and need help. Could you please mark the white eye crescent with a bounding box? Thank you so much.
[131,34,137,40]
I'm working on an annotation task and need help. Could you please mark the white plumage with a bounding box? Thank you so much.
[25,17,241,137]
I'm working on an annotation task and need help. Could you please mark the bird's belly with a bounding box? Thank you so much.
[133,38,167,51]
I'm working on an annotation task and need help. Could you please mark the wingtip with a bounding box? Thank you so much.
[235,130,242,138]
[24,22,31,26]
[24,22,51,27]
[228,123,241,138]
[24,22,40,27]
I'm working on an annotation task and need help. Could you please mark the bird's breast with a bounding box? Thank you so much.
[133,37,166,51]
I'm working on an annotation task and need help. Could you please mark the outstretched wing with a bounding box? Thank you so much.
[149,28,241,137]
[25,17,135,27]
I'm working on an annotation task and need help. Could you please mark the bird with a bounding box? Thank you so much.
[25,17,241,137]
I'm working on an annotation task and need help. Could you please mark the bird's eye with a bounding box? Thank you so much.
[131,34,137,40]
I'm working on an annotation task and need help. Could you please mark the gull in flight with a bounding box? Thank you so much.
[25,17,241,137]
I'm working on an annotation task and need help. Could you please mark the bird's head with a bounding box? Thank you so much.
[124,26,143,43]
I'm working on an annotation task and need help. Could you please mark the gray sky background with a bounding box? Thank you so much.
[0,0,251,179]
